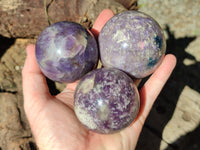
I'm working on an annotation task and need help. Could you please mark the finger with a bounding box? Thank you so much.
[22,44,50,109]
[91,9,114,37]
[56,81,79,108]
[22,44,41,74]
[125,54,176,146]
[66,80,79,91]
[139,54,177,121]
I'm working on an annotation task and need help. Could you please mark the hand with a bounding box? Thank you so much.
[22,9,176,150]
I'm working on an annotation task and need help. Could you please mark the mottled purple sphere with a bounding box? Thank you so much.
[35,21,98,83]
[99,10,166,78]
[74,68,140,134]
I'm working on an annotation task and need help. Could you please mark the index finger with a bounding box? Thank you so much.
[91,9,114,38]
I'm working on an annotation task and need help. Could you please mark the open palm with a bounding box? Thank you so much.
[22,9,176,150]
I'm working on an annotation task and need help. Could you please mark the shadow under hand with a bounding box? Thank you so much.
[136,25,199,150]
[46,78,60,95]
[180,123,200,150]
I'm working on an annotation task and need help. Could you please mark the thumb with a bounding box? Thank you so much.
[22,44,50,112]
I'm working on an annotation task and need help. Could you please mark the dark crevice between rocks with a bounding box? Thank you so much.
[0,35,16,59]
[21,135,33,139]
[44,0,54,25]
[29,141,38,150]
[0,88,17,94]
[17,107,26,130]
[19,141,37,150]
[127,1,138,10]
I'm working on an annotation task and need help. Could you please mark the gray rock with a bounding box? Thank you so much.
[138,0,200,38]
[0,93,36,150]
[0,39,37,150]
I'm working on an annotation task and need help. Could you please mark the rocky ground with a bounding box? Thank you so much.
[0,38,37,149]
[136,0,200,150]
[0,0,199,149]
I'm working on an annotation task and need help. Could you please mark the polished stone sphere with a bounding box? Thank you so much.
[74,68,140,134]
[99,10,166,78]
[35,21,98,83]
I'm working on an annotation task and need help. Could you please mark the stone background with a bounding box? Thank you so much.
[136,0,200,149]
[0,0,200,149]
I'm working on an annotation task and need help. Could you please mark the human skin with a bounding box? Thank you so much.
[22,9,177,150]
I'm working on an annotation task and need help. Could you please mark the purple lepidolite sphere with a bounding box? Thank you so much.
[99,10,166,78]
[74,68,140,134]
[35,21,98,83]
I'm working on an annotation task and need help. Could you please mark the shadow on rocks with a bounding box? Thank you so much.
[0,35,16,93]
[0,35,15,59]
[136,25,200,150]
